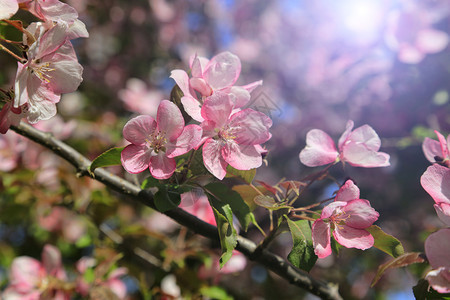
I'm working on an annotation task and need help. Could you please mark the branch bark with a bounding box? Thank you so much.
[11,122,342,300]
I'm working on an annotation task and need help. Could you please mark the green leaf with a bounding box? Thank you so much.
[285,217,317,272]
[154,185,182,212]
[367,225,404,258]
[226,165,256,184]
[212,205,237,268]
[200,286,233,300]
[254,195,291,211]
[232,184,267,211]
[89,147,124,173]
[371,252,425,287]
[205,182,252,231]
[141,176,160,189]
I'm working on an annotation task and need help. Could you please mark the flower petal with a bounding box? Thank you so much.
[341,141,390,167]
[230,108,272,145]
[201,91,233,127]
[166,124,202,158]
[312,219,331,258]
[342,199,379,228]
[10,257,43,293]
[121,144,152,174]
[423,137,443,163]
[421,164,450,205]
[229,86,251,108]
[181,95,203,122]
[202,138,228,180]
[0,0,18,20]
[299,129,338,167]
[239,80,263,93]
[149,152,176,179]
[416,29,449,54]
[425,228,450,269]
[335,180,360,202]
[222,142,262,171]
[338,120,354,151]
[156,100,184,140]
[435,203,450,227]
[333,226,374,250]
[425,267,450,294]
[170,69,193,98]
[123,115,156,145]
[203,51,241,90]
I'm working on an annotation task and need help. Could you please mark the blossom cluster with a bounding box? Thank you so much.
[0,0,88,133]
[420,131,450,293]
[121,51,272,180]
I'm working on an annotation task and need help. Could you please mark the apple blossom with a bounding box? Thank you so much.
[170,51,262,122]
[199,91,272,180]
[0,130,26,171]
[118,78,162,117]
[121,100,202,179]
[300,120,390,168]
[312,180,379,258]
[13,21,83,124]
[424,229,450,293]
[0,0,18,20]
[2,244,69,300]
[180,188,216,225]
[420,164,450,226]
[423,130,450,166]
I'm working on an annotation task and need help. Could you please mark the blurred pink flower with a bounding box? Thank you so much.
[421,164,450,226]
[13,22,83,124]
[2,244,69,300]
[121,100,202,179]
[198,250,247,283]
[118,78,162,117]
[180,189,215,225]
[423,130,450,166]
[385,7,449,64]
[0,130,26,171]
[38,206,87,242]
[300,120,390,168]
[200,92,272,179]
[424,228,450,293]
[312,180,379,258]
[170,51,262,122]
[0,0,18,19]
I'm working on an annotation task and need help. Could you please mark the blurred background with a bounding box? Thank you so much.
[1,0,449,299]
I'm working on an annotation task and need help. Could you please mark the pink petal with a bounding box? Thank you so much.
[423,137,443,163]
[425,228,450,269]
[10,257,43,293]
[34,22,68,59]
[123,115,156,145]
[166,124,202,158]
[189,54,209,77]
[398,44,425,64]
[156,100,184,140]
[42,244,63,278]
[337,120,354,151]
[335,180,360,202]
[221,251,247,273]
[190,77,212,96]
[425,267,450,294]
[312,219,331,258]
[346,124,382,152]
[341,141,390,167]
[421,164,450,205]
[239,80,263,93]
[105,278,127,299]
[321,201,346,219]
[27,0,78,23]
[0,0,18,20]
[121,144,152,174]
[416,29,449,54]
[342,199,379,228]
[229,86,251,108]
[435,130,449,159]
[149,152,176,179]
[181,95,203,122]
[67,19,89,40]
[14,62,30,107]
[299,129,338,167]
[201,92,233,127]
[180,190,216,226]
[170,69,193,98]
[222,142,262,171]
[202,138,228,180]
[203,52,241,90]
[434,203,450,226]
[333,226,374,250]
[26,95,58,124]
[230,108,272,145]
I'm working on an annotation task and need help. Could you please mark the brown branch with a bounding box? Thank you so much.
[11,122,342,300]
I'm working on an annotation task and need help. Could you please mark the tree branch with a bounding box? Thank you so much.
[11,122,342,300]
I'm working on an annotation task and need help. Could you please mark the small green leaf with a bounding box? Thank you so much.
[232,184,267,211]
[200,286,233,300]
[226,165,256,184]
[205,182,252,231]
[154,185,182,212]
[141,177,160,189]
[285,217,317,272]
[254,195,291,211]
[371,252,425,286]
[367,225,404,258]
[89,147,124,173]
[212,205,237,268]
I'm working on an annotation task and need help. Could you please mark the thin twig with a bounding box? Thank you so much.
[11,122,343,300]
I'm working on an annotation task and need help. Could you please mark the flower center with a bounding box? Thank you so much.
[29,60,55,83]
[217,125,238,141]
[147,130,167,153]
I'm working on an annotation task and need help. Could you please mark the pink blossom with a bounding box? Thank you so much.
[118,78,162,117]
[424,229,450,293]
[0,130,26,171]
[0,101,25,134]
[13,22,83,124]
[299,120,390,168]
[199,92,272,180]
[385,6,449,64]
[420,164,450,226]
[312,180,379,258]
[38,206,87,242]
[0,0,18,20]
[170,51,262,122]
[19,0,88,39]
[121,100,202,179]
[423,130,450,166]
[180,188,216,225]
[2,245,68,300]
